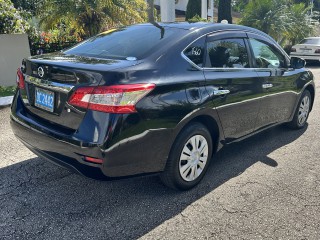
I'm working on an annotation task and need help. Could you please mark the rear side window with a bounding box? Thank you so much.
[183,37,206,67]
[205,38,249,68]
[65,25,178,60]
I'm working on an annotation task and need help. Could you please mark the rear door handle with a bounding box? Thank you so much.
[262,83,273,89]
[213,89,230,96]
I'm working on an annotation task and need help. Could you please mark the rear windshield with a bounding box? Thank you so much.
[64,25,179,60]
[299,38,320,45]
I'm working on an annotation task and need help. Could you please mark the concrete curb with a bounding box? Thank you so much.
[0,96,14,108]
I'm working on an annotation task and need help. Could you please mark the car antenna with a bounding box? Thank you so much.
[150,21,165,39]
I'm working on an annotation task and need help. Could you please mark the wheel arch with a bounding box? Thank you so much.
[187,115,221,154]
[160,113,223,189]
[171,110,224,158]
[305,84,315,111]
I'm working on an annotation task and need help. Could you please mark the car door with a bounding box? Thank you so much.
[247,33,301,129]
[203,32,263,142]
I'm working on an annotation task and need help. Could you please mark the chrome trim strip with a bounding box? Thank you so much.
[213,89,230,95]
[25,75,74,93]
[262,83,273,89]
[202,67,260,71]
[180,51,203,70]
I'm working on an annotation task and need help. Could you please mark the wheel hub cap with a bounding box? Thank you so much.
[179,135,209,182]
[298,95,310,126]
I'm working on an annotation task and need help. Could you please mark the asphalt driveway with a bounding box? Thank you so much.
[0,66,320,239]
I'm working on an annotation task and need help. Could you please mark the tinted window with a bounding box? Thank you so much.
[300,38,320,45]
[65,25,178,60]
[183,37,206,67]
[249,39,285,68]
[205,38,249,68]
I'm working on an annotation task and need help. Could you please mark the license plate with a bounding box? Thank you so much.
[35,88,54,112]
[301,49,311,53]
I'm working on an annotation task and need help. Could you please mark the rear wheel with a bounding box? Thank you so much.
[287,90,311,129]
[160,123,213,190]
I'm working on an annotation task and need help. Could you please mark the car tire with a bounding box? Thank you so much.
[160,122,213,190]
[287,90,312,129]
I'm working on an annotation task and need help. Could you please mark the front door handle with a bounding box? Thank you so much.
[262,83,273,89]
[213,89,230,96]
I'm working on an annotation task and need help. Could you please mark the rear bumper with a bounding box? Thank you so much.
[10,93,172,179]
[10,117,108,179]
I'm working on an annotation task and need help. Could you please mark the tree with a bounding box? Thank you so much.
[240,0,317,45]
[218,0,232,23]
[232,0,250,12]
[38,0,148,38]
[284,3,316,45]
[11,0,39,14]
[185,0,201,21]
[0,0,31,34]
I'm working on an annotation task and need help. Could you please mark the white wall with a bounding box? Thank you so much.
[154,0,213,17]
[175,0,189,11]
[154,0,188,11]
[160,0,176,22]
[0,34,30,86]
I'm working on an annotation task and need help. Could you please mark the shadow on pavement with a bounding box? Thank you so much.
[0,124,307,239]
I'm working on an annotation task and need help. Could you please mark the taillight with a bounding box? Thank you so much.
[16,68,25,89]
[68,83,155,113]
[291,48,296,52]
[315,49,320,53]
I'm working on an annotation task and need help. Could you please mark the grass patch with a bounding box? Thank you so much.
[0,86,16,97]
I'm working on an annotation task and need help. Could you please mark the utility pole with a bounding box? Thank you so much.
[210,0,214,22]
[201,0,208,20]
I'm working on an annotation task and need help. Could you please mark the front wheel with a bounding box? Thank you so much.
[160,122,213,190]
[287,90,311,129]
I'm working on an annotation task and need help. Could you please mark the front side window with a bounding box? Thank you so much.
[205,38,249,68]
[249,39,285,68]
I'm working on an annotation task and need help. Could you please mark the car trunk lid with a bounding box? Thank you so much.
[293,44,320,55]
[19,53,139,131]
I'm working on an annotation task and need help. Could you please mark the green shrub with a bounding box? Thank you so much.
[0,86,16,97]
[185,0,201,21]
[187,14,208,23]
[0,0,31,34]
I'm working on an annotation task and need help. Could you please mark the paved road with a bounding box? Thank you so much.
[1,67,320,240]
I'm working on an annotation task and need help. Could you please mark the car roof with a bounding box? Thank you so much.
[136,22,273,40]
[138,22,264,33]
[129,22,279,60]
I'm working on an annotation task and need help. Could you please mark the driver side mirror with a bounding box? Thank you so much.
[290,57,306,69]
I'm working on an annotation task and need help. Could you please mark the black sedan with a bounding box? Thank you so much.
[11,22,315,190]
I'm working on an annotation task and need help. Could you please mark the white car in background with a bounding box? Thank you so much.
[290,37,320,62]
